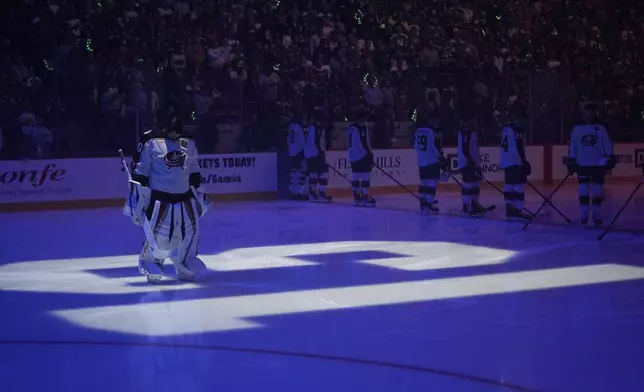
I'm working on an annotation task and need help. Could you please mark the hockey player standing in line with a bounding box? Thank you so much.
[347,109,376,207]
[304,107,332,203]
[287,109,307,199]
[499,111,533,220]
[457,114,489,216]
[566,104,615,226]
[413,106,449,213]
[132,117,206,283]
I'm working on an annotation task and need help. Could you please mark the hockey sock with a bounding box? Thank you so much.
[578,181,590,219]
[425,179,437,203]
[471,183,481,204]
[419,179,429,203]
[298,161,308,195]
[590,183,604,221]
[504,184,515,208]
[351,172,361,199]
[318,172,329,193]
[308,173,319,194]
[289,168,299,193]
[461,182,478,206]
[359,172,371,196]
[513,184,525,210]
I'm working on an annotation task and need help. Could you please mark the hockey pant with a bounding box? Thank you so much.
[307,154,329,194]
[140,198,200,276]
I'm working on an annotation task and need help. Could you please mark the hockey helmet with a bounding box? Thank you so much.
[165,117,183,139]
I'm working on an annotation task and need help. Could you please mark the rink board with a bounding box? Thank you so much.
[1,145,642,213]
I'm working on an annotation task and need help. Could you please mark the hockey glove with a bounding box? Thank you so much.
[565,157,577,176]
[522,161,532,176]
[439,156,450,171]
[601,155,617,170]
[191,186,212,217]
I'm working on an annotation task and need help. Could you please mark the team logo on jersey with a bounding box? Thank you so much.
[164,151,187,168]
[579,134,598,147]
[181,140,188,148]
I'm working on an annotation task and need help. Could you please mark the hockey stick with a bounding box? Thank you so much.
[455,170,495,213]
[526,181,571,223]
[326,163,353,185]
[475,173,533,217]
[522,174,570,230]
[372,161,423,202]
[118,149,169,259]
[598,182,643,240]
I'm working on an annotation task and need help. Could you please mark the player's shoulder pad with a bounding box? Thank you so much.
[143,137,163,148]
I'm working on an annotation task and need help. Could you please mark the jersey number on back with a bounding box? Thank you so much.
[415,135,428,152]
[501,136,508,152]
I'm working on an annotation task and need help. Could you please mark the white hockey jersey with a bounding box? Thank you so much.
[287,122,305,156]
[304,124,326,158]
[568,123,613,166]
[134,137,200,194]
[414,127,443,167]
[347,123,371,162]
[457,128,480,169]
[500,126,526,168]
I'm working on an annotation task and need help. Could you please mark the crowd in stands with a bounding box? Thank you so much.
[1,0,643,159]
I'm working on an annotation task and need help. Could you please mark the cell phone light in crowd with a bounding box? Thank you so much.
[85,39,94,52]
[354,10,363,24]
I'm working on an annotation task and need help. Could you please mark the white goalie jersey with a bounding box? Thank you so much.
[134,137,200,194]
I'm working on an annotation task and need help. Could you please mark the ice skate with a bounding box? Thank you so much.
[353,191,364,207]
[308,190,319,203]
[421,199,438,214]
[141,261,165,284]
[515,208,533,221]
[173,260,196,281]
[505,205,518,220]
[362,194,376,207]
[318,192,332,203]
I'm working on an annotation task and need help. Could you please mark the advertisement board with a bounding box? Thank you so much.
[0,158,126,203]
[0,153,277,205]
[552,144,644,179]
[326,146,543,189]
[198,153,277,194]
